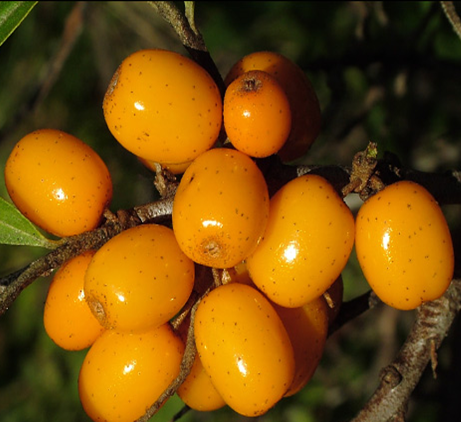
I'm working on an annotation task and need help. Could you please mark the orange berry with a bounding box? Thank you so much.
[355,181,454,310]
[225,51,321,162]
[103,48,222,164]
[78,324,184,422]
[43,251,105,351]
[194,283,295,417]
[84,224,195,332]
[172,148,269,269]
[223,70,291,158]
[272,297,328,397]
[246,174,355,307]
[177,351,226,412]
[4,129,112,237]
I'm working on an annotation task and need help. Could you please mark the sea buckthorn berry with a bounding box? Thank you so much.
[78,323,184,422]
[355,180,454,310]
[194,283,295,417]
[223,70,292,158]
[272,296,328,397]
[246,174,355,308]
[103,48,222,165]
[43,251,104,351]
[172,148,270,269]
[84,224,195,332]
[177,350,226,412]
[225,51,321,162]
[4,129,112,237]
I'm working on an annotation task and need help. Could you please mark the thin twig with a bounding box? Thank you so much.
[441,1,461,41]
[350,279,461,422]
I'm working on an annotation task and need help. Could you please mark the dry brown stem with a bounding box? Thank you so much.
[351,279,461,422]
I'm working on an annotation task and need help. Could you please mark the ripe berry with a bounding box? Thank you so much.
[194,283,295,417]
[4,129,112,237]
[177,351,226,412]
[223,70,291,158]
[43,251,105,351]
[355,180,454,310]
[103,48,222,165]
[225,51,321,162]
[272,297,328,397]
[84,224,195,332]
[172,148,269,269]
[246,174,355,308]
[78,323,184,422]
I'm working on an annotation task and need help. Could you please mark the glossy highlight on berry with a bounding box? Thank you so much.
[4,129,113,237]
[223,70,292,157]
[194,283,295,416]
[84,224,195,332]
[246,174,355,307]
[355,180,454,310]
[103,48,222,165]
[172,148,270,269]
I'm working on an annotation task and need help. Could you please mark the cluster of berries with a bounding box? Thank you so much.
[3,48,454,422]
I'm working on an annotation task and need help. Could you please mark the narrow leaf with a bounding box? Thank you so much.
[0,197,58,249]
[0,1,38,47]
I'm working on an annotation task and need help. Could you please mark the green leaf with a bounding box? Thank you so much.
[0,1,38,47]
[0,197,58,249]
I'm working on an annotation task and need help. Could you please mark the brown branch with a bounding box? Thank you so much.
[147,1,225,97]
[135,281,213,422]
[2,150,461,317]
[329,289,382,336]
[441,1,461,41]
[351,278,461,422]
[0,197,173,316]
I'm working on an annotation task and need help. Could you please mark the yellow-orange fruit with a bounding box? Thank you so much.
[225,51,321,162]
[84,224,195,332]
[44,251,104,351]
[4,129,112,237]
[355,180,454,310]
[172,148,269,269]
[177,352,226,412]
[78,324,184,422]
[223,70,291,158]
[103,48,222,164]
[247,174,355,307]
[273,297,328,396]
[194,283,295,417]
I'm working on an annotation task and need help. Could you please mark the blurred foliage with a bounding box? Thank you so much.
[0,2,461,422]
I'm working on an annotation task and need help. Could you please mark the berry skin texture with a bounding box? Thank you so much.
[225,51,321,162]
[177,351,226,412]
[273,296,329,397]
[194,283,295,417]
[103,48,222,165]
[172,148,270,269]
[355,180,454,310]
[84,224,195,332]
[4,129,113,237]
[246,174,355,308]
[78,323,184,422]
[223,70,292,158]
[43,251,105,351]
